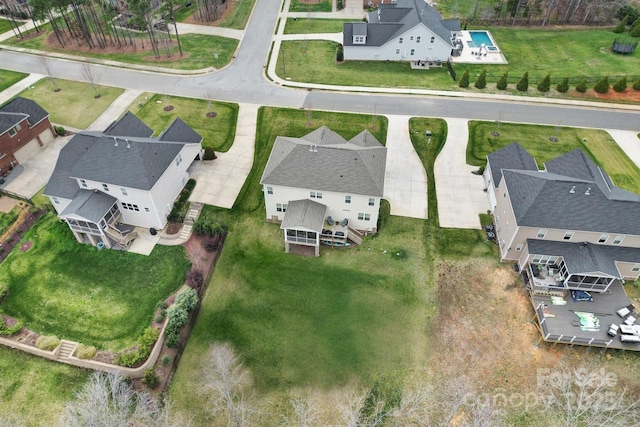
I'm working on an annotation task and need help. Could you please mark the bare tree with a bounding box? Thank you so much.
[81,63,100,98]
[287,396,322,427]
[200,343,253,427]
[336,391,367,427]
[38,57,59,91]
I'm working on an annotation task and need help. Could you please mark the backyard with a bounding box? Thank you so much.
[0,69,27,93]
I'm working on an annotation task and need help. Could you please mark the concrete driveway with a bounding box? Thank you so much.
[434,118,488,229]
[383,115,428,219]
[188,103,258,208]
[0,135,69,199]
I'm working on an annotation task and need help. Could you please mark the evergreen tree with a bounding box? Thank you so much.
[496,72,508,90]
[516,71,529,91]
[474,70,487,89]
[613,19,626,33]
[631,25,640,37]
[633,77,640,90]
[613,76,628,92]
[594,76,610,93]
[576,79,588,93]
[458,69,470,88]
[537,74,551,92]
[556,77,569,93]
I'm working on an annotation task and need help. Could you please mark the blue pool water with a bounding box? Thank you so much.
[468,31,495,48]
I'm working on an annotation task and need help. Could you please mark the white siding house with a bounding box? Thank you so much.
[343,0,459,63]
[44,113,203,250]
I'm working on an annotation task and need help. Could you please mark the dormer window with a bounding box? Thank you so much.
[353,35,366,44]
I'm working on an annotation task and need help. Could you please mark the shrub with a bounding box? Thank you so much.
[36,335,60,351]
[0,283,7,302]
[613,76,628,92]
[161,354,171,366]
[165,329,180,348]
[633,77,640,90]
[203,147,217,160]
[516,72,529,91]
[185,179,196,191]
[474,70,487,89]
[537,74,551,92]
[204,235,221,252]
[116,327,160,367]
[576,79,588,93]
[594,76,610,93]
[613,19,627,33]
[336,45,344,62]
[556,77,569,93]
[54,126,65,136]
[167,305,188,329]
[0,318,22,336]
[631,25,640,37]
[75,344,97,360]
[458,69,470,88]
[175,287,198,312]
[155,310,166,324]
[142,369,159,389]
[193,217,227,236]
[632,17,640,29]
[496,72,508,90]
[186,269,204,292]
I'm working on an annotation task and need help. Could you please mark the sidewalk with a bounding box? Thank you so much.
[606,129,640,170]
[86,89,143,131]
[176,22,243,39]
[0,73,44,105]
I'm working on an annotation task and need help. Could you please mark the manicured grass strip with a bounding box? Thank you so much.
[0,69,28,93]
[284,18,349,34]
[217,0,256,29]
[0,19,24,34]
[0,347,87,426]
[289,0,332,12]
[0,214,191,350]
[132,93,238,152]
[467,121,640,193]
[18,78,123,129]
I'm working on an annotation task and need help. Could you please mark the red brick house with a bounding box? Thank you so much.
[0,97,56,176]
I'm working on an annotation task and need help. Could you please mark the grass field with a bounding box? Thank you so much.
[467,121,640,193]
[0,19,23,34]
[289,0,332,12]
[18,78,123,129]
[0,69,28,93]
[0,214,191,350]
[131,93,239,152]
[284,18,350,34]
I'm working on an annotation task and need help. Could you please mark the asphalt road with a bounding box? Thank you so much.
[1,0,639,131]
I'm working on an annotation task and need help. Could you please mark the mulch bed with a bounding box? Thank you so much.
[166,222,182,235]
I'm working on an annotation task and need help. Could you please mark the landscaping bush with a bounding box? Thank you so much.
[496,72,508,90]
[537,74,551,92]
[115,327,160,367]
[142,369,159,389]
[203,146,217,160]
[0,283,7,302]
[633,77,640,90]
[54,126,65,136]
[594,76,610,93]
[193,217,227,236]
[175,287,198,313]
[576,79,588,93]
[474,70,487,89]
[167,179,196,223]
[75,344,97,360]
[556,77,569,93]
[167,305,189,330]
[204,234,221,252]
[186,269,204,293]
[458,69,470,88]
[0,317,22,335]
[613,19,627,33]
[161,354,171,366]
[336,45,344,62]
[631,25,640,37]
[165,287,199,348]
[36,335,60,351]
[613,76,628,92]
[155,309,166,324]
[516,72,529,91]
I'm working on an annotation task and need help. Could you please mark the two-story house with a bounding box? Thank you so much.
[43,112,203,249]
[485,143,640,294]
[342,0,460,63]
[0,97,56,175]
[260,126,387,256]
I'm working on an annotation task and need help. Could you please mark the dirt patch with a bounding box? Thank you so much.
[184,2,234,26]
[570,88,640,103]
[19,241,32,252]
[206,111,218,118]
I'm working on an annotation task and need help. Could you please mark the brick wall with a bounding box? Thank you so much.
[0,117,55,174]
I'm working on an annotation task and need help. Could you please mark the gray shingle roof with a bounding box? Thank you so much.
[104,112,154,138]
[343,0,458,47]
[527,239,640,278]
[0,97,49,127]
[486,142,538,188]
[352,22,367,36]
[60,190,117,223]
[159,117,203,144]
[260,127,386,197]
[0,113,26,135]
[281,199,327,232]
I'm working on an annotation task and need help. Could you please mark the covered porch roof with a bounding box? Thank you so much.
[281,199,327,233]
[60,190,118,223]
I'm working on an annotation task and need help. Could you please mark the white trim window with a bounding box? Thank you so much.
[267,186,273,195]
[345,195,351,204]
[563,231,574,241]
[80,179,87,188]
[175,153,182,167]
[399,37,404,44]
[613,235,625,245]
[276,203,287,212]
[516,244,523,251]
[121,187,128,196]
[102,183,109,192]
[368,198,375,206]
[598,234,609,243]
[632,263,640,272]
[536,229,548,239]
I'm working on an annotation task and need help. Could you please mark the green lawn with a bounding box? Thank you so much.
[0,206,21,237]
[0,347,87,426]
[18,78,123,129]
[284,18,350,34]
[0,214,191,350]
[467,121,640,193]
[0,19,24,34]
[131,93,239,152]
[289,0,332,12]
[0,69,28,93]
[217,0,257,29]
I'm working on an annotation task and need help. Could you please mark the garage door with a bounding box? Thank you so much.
[39,128,55,145]
[14,139,41,164]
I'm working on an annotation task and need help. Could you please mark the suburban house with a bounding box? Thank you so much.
[260,126,387,256]
[0,97,56,176]
[0,0,30,18]
[485,142,640,350]
[43,112,203,250]
[342,0,460,63]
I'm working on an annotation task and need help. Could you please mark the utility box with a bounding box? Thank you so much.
[425,130,432,137]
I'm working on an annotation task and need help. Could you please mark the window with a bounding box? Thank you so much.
[399,37,403,44]
[52,196,59,204]
[410,36,414,41]
[563,231,574,241]
[175,153,182,167]
[267,186,273,195]
[144,207,150,212]
[102,183,109,191]
[316,192,322,199]
[416,36,421,43]
[120,187,128,196]
[515,244,523,251]
[79,179,87,188]
[395,49,400,54]
[8,127,17,137]
[368,198,375,206]
[410,49,415,55]
[430,36,435,43]
[598,234,609,243]
[310,191,316,198]
[345,195,351,204]
[276,203,287,212]
[632,263,640,272]
[358,213,371,221]
[536,229,548,239]
[613,235,625,245]
[122,203,139,211]
[354,35,364,43]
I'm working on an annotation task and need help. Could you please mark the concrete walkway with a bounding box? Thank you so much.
[188,103,258,208]
[383,115,428,219]
[606,129,640,170]
[435,118,488,229]
[86,89,144,131]
[0,73,44,105]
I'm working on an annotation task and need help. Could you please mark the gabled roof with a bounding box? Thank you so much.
[343,0,459,47]
[159,117,203,144]
[0,112,27,135]
[486,142,538,188]
[260,127,387,197]
[104,112,154,138]
[0,97,49,127]
[281,199,327,232]
[60,190,117,223]
[527,239,640,278]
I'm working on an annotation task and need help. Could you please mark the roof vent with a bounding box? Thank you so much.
[114,137,118,147]
[585,187,591,195]
[309,145,317,153]
[126,139,130,149]
[569,186,575,194]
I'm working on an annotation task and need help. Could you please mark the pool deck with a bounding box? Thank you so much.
[450,31,508,65]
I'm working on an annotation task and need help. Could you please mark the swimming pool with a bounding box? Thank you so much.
[466,31,499,52]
